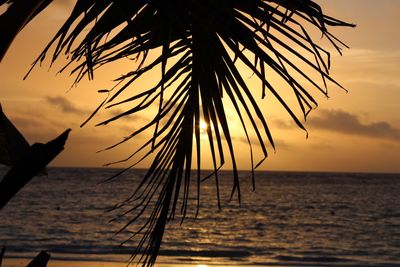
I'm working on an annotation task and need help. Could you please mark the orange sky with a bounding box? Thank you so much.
[0,0,399,173]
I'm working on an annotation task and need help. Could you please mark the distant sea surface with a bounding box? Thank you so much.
[1,167,400,267]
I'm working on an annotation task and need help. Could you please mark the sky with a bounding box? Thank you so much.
[0,0,399,173]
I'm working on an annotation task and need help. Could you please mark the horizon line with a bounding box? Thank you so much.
[45,165,400,175]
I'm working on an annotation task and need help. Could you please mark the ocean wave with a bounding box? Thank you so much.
[159,249,252,258]
[274,254,351,262]
[2,168,400,266]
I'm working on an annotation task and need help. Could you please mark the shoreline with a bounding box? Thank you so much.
[1,252,266,267]
[0,251,286,267]
[1,257,277,267]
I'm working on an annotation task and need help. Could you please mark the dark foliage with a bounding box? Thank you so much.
[0,1,354,266]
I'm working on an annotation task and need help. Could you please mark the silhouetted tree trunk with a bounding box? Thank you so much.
[0,129,70,209]
[0,246,5,267]
[26,251,50,267]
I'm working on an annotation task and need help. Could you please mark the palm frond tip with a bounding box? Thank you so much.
[14,0,354,266]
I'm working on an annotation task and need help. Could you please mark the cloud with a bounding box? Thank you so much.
[380,142,400,150]
[272,118,294,129]
[68,132,110,145]
[237,136,290,150]
[332,49,400,85]
[45,96,85,114]
[307,109,400,141]
[10,114,64,143]
[108,109,144,122]
[53,0,75,7]
[310,142,335,151]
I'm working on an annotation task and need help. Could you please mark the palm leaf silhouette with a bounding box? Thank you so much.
[1,0,354,266]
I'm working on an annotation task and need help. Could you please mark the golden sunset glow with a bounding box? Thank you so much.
[0,0,399,173]
[1,2,400,267]
[199,120,208,132]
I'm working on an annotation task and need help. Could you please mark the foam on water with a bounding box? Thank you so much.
[0,167,400,266]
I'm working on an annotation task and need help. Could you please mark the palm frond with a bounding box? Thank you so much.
[7,0,354,266]
[0,0,53,61]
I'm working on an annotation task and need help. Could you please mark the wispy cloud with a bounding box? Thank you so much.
[237,136,290,150]
[10,113,64,143]
[45,96,86,114]
[54,0,75,7]
[332,49,400,85]
[310,142,335,151]
[273,109,400,142]
[272,118,294,130]
[307,109,400,141]
[108,109,144,122]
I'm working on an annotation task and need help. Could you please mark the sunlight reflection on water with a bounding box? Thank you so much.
[1,167,400,267]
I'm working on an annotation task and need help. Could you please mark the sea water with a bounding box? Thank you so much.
[0,167,400,266]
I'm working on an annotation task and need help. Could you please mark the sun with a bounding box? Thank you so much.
[199,120,208,131]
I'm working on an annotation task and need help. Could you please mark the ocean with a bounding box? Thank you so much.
[0,167,400,267]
